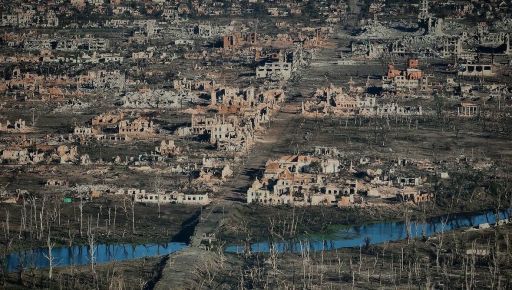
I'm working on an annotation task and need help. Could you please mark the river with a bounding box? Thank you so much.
[4,208,510,272]
[225,209,511,254]
[5,241,187,273]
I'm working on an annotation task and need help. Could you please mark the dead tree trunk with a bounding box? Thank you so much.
[131,199,136,234]
[79,198,84,237]
[43,230,55,280]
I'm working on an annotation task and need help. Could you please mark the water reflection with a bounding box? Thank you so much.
[5,209,510,272]
[225,209,511,254]
[5,241,187,273]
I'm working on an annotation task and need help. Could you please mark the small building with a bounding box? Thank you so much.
[396,188,433,203]
[458,64,495,77]
[118,117,156,136]
[74,126,93,135]
[45,179,69,187]
[256,62,292,80]
[176,193,210,205]
[155,140,181,156]
[457,102,479,117]
[396,177,422,187]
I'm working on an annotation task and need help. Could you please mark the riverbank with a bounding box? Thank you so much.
[225,208,511,254]
[175,223,512,289]
[218,198,510,245]
[0,199,200,254]
[3,206,510,289]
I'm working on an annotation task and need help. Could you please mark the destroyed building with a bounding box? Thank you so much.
[302,84,422,117]
[118,117,157,137]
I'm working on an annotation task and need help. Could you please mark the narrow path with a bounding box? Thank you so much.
[218,108,300,202]
[153,104,301,289]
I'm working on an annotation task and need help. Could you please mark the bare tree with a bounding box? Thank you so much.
[43,229,56,280]
[87,216,96,275]
[130,198,136,234]
[436,217,448,269]
[4,210,9,239]
[79,196,84,237]
[39,194,47,240]
[153,177,163,218]
[113,205,117,233]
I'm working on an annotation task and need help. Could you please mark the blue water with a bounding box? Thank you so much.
[4,209,510,272]
[5,241,187,273]
[225,209,511,254]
